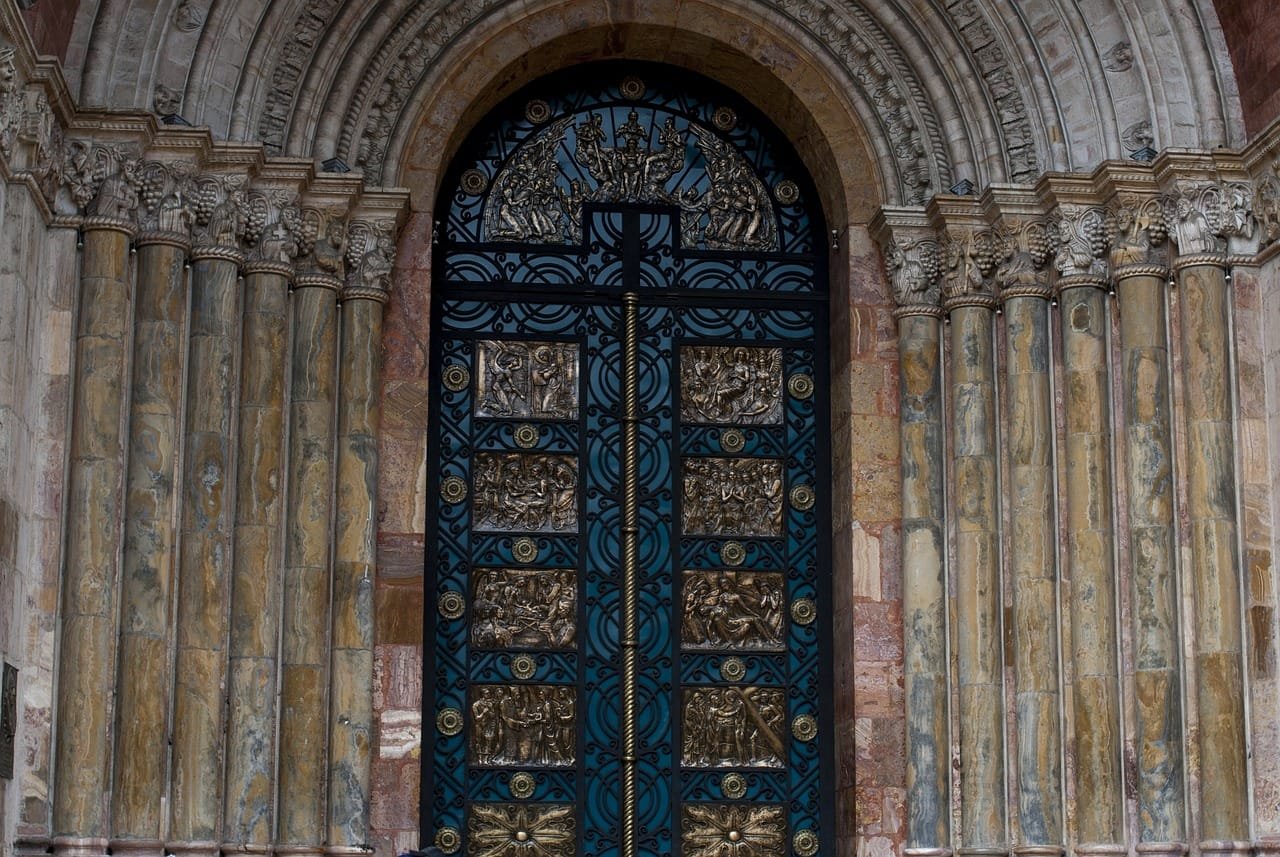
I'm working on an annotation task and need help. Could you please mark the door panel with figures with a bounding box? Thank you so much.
[424,63,832,857]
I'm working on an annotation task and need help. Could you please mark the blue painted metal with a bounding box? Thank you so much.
[424,63,832,857]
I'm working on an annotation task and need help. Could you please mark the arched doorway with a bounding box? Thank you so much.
[422,62,833,857]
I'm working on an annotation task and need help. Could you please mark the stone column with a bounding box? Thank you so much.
[52,177,138,857]
[997,220,1063,855]
[1109,197,1185,856]
[327,223,392,851]
[943,230,1007,857]
[884,231,950,856]
[111,209,190,857]
[170,185,245,856]
[1167,186,1250,857]
[223,226,295,848]
[1052,207,1123,857]
[277,222,342,855]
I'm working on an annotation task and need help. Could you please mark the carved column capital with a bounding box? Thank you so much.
[295,206,349,288]
[189,173,250,264]
[1106,193,1170,280]
[1163,181,1258,268]
[64,143,145,236]
[881,230,943,318]
[940,227,999,311]
[134,159,196,250]
[993,218,1054,301]
[242,189,305,279]
[1050,204,1109,287]
[342,220,397,303]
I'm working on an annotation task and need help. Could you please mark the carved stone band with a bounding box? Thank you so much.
[241,260,294,280]
[998,285,1054,302]
[135,230,192,251]
[1112,264,1170,281]
[1172,253,1229,272]
[339,285,390,304]
[81,216,139,237]
[893,304,946,320]
[189,244,245,265]
[294,272,343,291]
[943,293,999,312]
[1054,274,1109,294]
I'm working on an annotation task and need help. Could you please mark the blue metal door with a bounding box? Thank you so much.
[424,64,831,857]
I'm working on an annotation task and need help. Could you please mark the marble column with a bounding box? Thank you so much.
[278,270,340,855]
[1111,204,1186,855]
[1056,260,1123,854]
[111,228,189,857]
[53,212,136,857]
[892,244,950,855]
[998,240,1063,854]
[945,239,1006,857]
[1171,251,1248,855]
[170,242,242,857]
[223,258,293,847]
[327,268,387,850]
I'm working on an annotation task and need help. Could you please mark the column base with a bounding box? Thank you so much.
[1199,841,1254,857]
[1014,846,1065,857]
[906,850,953,857]
[323,847,374,857]
[220,845,272,855]
[1135,842,1188,857]
[273,846,325,857]
[51,837,109,857]
[959,849,1008,857]
[1255,838,1280,857]
[110,840,165,857]
[1074,845,1127,857]
[15,836,52,857]
[166,841,221,857]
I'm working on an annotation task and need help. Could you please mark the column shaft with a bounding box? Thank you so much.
[1175,261,1248,845]
[278,280,339,850]
[170,250,241,852]
[950,301,1006,851]
[53,222,135,854]
[899,310,950,851]
[1057,282,1123,848]
[1003,291,1063,849]
[112,237,188,852]
[1115,271,1185,847]
[328,296,383,848]
[224,266,292,845]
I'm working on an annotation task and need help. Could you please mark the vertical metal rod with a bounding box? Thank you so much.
[621,291,640,857]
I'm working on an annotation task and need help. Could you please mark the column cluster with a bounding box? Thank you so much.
[875,162,1261,857]
[42,141,407,857]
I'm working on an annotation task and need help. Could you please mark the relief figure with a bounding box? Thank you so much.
[681,345,783,425]
[470,685,576,767]
[473,453,577,533]
[471,568,577,649]
[681,686,786,768]
[476,340,579,420]
[682,458,783,537]
[681,571,785,651]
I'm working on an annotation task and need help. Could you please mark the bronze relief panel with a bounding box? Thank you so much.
[680,346,783,425]
[680,571,785,651]
[681,458,783,537]
[470,685,577,767]
[471,567,577,650]
[473,453,578,533]
[475,340,579,420]
[468,803,576,857]
[681,804,787,857]
[680,686,786,769]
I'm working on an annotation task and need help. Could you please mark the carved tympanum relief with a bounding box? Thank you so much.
[483,110,778,251]
[681,804,787,857]
[681,571,785,652]
[469,685,576,767]
[680,346,783,425]
[682,458,784,537]
[472,453,578,533]
[681,686,787,768]
[476,340,579,420]
[468,804,576,857]
[470,568,577,649]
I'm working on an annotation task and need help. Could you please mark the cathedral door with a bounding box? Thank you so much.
[423,64,832,857]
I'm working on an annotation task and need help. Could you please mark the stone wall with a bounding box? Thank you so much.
[1215,0,1280,137]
